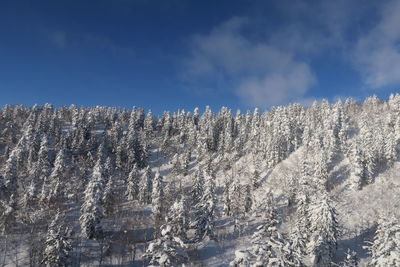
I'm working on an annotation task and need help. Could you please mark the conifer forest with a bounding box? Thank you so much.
[1,94,400,266]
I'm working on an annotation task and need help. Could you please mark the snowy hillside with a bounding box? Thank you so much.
[0,94,400,266]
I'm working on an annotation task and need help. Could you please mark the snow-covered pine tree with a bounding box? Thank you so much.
[152,171,165,231]
[251,206,300,267]
[126,163,139,201]
[79,159,104,239]
[190,167,204,207]
[47,147,71,205]
[192,170,216,242]
[307,194,339,267]
[170,153,181,176]
[38,136,53,205]
[143,224,188,267]
[143,109,154,139]
[289,186,310,261]
[139,166,152,204]
[42,212,72,267]
[229,250,251,267]
[22,165,41,209]
[166,196,189,240]
[348,145,362,189]
[244,184,253,213]
[1,148,19,200]
[365,216,400,267]
[0,193,17,234]
[223,175,233,216]
[229,178,243,217]
[102,173,116,216]
[339,249,358,267]
[312,151,330,191]
[181,151,191,176]
[251,168,261,190]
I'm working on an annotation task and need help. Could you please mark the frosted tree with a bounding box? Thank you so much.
[143,224,188,267]
[251,207,300,267]
[1,148,19,199]
[170,153,181,176]
[42,213,72,267]
[152,171,165,230]
[251,168,261,190]
[289,187,311,261]
[384,130,397,164]
[22,166,41,209]
[244,184,253,213]
[102,174,116,216]
[181,151,191,176]
[229,250,251,267]
[312,151,329,191]
[223,176,232,216]
[190,167,204,206]
[126,164,139,201]
[38,136,53,205]
[0,194,17,234]
[349,145,364,191]
[143,109,154,139]
[139,166,152,204]
[47,148,71,205]
[308,194,339,267]
[229,178,243,217]
[194,172,216,243]
[165,197,189,240]
[192,170,216,242]
[103,156,113,182]
[340,249,358,267]
[365,216,400,267]
[79,160,104,239]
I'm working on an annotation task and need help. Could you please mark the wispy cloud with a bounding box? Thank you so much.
[181,0,400,107]
[50,30,67,48]
[181,17,316,107]
[47,30,134,56]
[352,0,400,88]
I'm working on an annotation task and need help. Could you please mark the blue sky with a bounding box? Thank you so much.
[1,0,399,114]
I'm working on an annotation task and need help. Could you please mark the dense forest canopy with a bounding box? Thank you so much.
[0,94,399,266]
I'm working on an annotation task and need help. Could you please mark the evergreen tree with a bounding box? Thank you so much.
[350,144,366,190]
[102,174,116,216]
[251,207,300,267]
[366,216,400,267]
[144,109,154,139]
[42,213,72,267]
[0,194,17,234]
[229,250,251,267]
[139,166,152,204]
[308,194,339,267]
[190,167,204,207]
[126,164,139,201]
[251,169,261,190]
[166,197,189,240]
[340,249,358,267]
[192,170,216,241]
[79,160,104,239]
[244,184,253,213]
[47,148,71,205]
[2,148,19,199]
[143,224,188,267]
[152,171,165,229]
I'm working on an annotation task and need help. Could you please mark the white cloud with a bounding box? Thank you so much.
[236,63,315,107]
[182,0,400,106]
[182,17,316,107]
[51,31,67,48]
[353,0,400,88]
[47,30,134,56]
